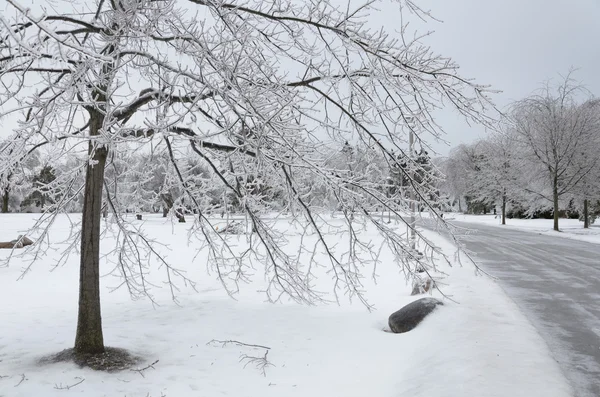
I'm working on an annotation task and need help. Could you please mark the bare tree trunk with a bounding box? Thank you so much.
[583,199,589,229]
[74,112,107,355]
[553,174,559,232]
[458,197,462,213]
[175,208,186,223]
[1,187,8,213]
[501,192,506,225]
[160,192,184,221]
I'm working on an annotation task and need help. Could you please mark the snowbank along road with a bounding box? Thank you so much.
[452,221,600,397]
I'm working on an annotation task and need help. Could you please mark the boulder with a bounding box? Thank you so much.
[19,236,34,246]
[0,235,34,249]
[10,239,23,248]
[217,221,244,234]
[388,298,443,334]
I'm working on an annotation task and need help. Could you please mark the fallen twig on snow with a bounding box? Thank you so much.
[240,350,274,377]
[207,339,271,350]
[208,339,274,376]
[54,377,85,390]
[130,359,159,378]
[14,374,27,387]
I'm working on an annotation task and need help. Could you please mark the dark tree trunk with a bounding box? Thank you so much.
[74,112,107,355]
[583,199,589,229]
[458,197,462,213]
[501,192,506,225]
[176,208,186,223]
[160,192,185,222]
[1,187,8,213]
[553,174,559,232]
[161,193,174,215]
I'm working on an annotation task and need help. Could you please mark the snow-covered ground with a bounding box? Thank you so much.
[0,213,572,397]
[446,213,600,245]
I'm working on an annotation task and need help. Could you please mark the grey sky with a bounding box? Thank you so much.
[416,0,600,155]
[1,0,598,157]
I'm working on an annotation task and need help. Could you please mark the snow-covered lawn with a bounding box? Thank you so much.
[447,213,600,245]
[0,214,572,397]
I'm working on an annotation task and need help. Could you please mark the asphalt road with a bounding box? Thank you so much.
[449,221,600,397]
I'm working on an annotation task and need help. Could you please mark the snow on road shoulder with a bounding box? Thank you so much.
[0,214,573,397]
[447,213,600,245]
[410,230,573,397]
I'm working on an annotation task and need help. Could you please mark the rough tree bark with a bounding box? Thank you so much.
[583,199,589,229]
[1,187,8,213]
[501,191,506,225]
[161,192,185,222]
[74,111,107,354]
[553,173,559,232]
[175,208,186,223]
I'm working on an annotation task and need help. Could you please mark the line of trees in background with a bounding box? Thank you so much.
[1,139,441,222]
[438,76,600,231]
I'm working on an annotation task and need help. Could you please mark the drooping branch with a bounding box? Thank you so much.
[5,0,114,61]
[113,89,218,124]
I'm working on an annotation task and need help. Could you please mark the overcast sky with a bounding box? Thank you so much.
[1,0,598,156]
[414,0,600,155]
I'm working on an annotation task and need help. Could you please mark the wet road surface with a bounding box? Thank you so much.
[450,222,600,397]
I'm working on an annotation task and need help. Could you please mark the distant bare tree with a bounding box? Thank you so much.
[440,143,490,214]
[0,138,41,212]
[438,148,469,213]
[0,0,495,358]
[469,130,524,224]
[0,140,14,213]
[510,75,600,231]
[569,99,600,228]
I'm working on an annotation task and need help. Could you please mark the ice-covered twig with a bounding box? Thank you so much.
[207,339,271,350]
[240,350,274,377]
[130,360,159,378]
[208,339,274,376]
[54,377,85,390]
[14,374,26,387]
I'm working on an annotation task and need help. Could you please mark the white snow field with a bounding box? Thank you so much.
[0,213,573,397]
[447,213,600,245]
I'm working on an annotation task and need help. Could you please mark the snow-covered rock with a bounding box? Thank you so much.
[388,297,443,333]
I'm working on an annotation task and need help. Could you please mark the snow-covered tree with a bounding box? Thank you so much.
[0,140,12,212]
[438,147,470,213]
[0,138,42,212]
[21,165,58,210]
[509,75,600,231]
[468,130,525,224]
[440,143,493,214]
[0,0,495,359]
[567,99,600,227]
